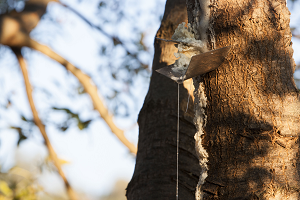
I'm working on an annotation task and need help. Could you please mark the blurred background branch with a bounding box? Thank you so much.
[28,39,137,154]
[0,0,157,198]
[13,48,78,200]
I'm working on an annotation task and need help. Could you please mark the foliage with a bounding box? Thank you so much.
[0,0,162,144]
[0,0,165,198]
[0,167,40,200]
[51,107,92,131]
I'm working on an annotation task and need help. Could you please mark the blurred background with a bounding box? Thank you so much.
[0,0,300,199]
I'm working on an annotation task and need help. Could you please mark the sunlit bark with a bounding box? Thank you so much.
[187,0,300,199]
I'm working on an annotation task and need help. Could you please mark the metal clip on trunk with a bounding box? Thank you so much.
[155,37,231,82]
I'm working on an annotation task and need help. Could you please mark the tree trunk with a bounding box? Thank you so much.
[187,0,300,199]
[126,0,200,199]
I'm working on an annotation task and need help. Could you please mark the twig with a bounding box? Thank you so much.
[59,3,111,39]
[59,3,138,58]
[0,1,137,155]
[13,48,78,200]
[27,39,138,155]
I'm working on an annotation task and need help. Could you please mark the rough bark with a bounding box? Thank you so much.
[126,0,200,199]
[187,0,300,199]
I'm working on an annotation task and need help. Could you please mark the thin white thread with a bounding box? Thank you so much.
[176,83,179,200]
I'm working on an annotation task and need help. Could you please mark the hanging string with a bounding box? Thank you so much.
[176,83,179,200]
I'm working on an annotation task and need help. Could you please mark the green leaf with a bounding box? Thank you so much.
[52,107,93,131]
[52,107,72,114]
[10,126,28,146]
[52,107,79,118]
[77,120,92,130]
[21,115,27,121]
[17,135,28,146]
[112,37,121,46]
[20,115,34,124]
[59,126,69,132]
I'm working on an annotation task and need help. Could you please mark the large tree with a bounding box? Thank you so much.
[128,0,300,199]
[126,0,200,199]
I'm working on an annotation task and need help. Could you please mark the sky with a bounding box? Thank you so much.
[0,1,300,200]
[290,1,300,84]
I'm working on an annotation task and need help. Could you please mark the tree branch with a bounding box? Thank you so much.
[0,0,137,154]
[60,2,139,58]
[27,39,138,155]
[13,48,78,200]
